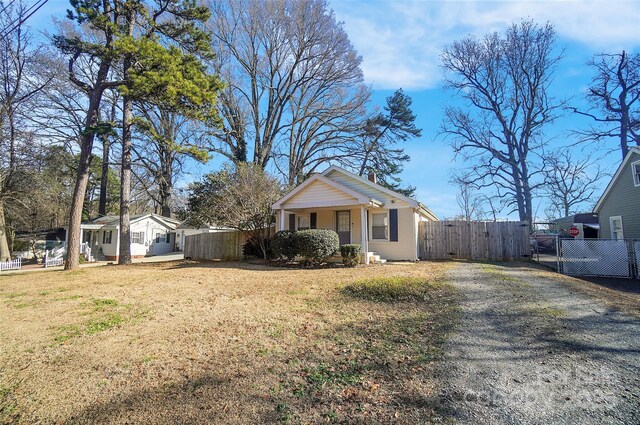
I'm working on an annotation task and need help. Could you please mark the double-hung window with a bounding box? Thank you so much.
[102,230,112,244]
[132,232,145,244]
[297,214,310,230]
[610,216,624,240]
[371,212,388,240]
[632,161,640,187]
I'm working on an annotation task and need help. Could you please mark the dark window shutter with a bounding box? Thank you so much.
[310,213,317,229]
[289,214,296,231]
[390,209,399,242]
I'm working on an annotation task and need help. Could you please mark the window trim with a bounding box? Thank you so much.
[296,213,311,230]
[369,211,389,241]
[131,231,145,245]
[632,160,640,187]
[609,215,624,240]
[102,230,112,245]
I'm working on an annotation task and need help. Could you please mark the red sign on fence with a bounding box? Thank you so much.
[568,226,580,237]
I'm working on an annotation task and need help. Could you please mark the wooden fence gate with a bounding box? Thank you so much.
[418,221,530,261]
[184,232,245,261]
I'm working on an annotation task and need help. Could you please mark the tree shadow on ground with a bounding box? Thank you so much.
[66,280,460,424]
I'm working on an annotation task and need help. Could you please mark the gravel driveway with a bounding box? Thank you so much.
[435,262,640,425]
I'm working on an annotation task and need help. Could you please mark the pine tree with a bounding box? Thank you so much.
[358,89,422,197]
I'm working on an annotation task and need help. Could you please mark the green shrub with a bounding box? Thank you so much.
[340,244,361,267]
[271,230,297,261]
[294,229,339,265]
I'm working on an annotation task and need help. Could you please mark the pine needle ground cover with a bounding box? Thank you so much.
[0,261,457,424]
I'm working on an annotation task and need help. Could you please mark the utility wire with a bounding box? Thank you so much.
[0,0,49,41]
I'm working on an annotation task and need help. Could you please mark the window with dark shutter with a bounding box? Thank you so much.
[389,209,398,242]
[310,213,317,229]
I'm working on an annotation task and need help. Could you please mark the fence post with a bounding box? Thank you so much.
[555,236,561,273]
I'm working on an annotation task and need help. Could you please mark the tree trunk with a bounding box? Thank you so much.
[0,200,11,261]
[118,11,135,265]
[65,132,95,270]
[98,133,110,216]
[65,87,105,270]
[119,91,133,265]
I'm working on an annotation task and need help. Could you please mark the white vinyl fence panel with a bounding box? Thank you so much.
[0,258,21,271]
[560,239,631,278]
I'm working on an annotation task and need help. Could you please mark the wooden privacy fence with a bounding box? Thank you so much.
[419,221,530,261]
[184,232,245,261]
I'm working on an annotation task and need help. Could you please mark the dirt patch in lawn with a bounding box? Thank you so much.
[0,260,457,424]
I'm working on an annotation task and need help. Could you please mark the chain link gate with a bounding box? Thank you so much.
[558,238,633,278]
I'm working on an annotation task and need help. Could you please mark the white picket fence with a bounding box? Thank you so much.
[45,257,64,268]
[0,258,22,271]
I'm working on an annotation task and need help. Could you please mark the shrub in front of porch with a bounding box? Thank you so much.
[340,244,361,267]
[271,230,297,261]
[294,229,339,265]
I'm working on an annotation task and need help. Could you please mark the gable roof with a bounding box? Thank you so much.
[594,147,640,212]
[84,213,181,229]
[272,173,375,209]
[321,165,421,208]
[272,165,438,220]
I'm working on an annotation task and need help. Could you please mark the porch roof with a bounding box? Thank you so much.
[272,174,383,210]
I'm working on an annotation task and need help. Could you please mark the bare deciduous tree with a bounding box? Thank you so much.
[542,150,605,218]
[0,1,54,261]
[452,179,485,221]
[441,20,563,225]
[186,164,282,259]
[572,51,640,159]
[208,0,369,181]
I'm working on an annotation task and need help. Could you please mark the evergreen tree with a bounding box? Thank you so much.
[55,0,222,269]
[357,89,422,197]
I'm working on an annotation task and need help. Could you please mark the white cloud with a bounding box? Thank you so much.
[332,0,640,89]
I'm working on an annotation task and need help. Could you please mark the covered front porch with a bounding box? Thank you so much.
[275,204,388,264]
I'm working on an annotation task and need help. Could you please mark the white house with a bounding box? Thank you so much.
[78,214,181,261]
[272,165,438,263]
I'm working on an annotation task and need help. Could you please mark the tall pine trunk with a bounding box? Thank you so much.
[119,91,133,264]
[98,134,110,217]
[65,119,98,269]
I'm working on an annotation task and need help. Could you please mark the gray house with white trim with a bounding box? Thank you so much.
[594,147,640,240]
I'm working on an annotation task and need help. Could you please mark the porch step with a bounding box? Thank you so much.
[366,251,387,264]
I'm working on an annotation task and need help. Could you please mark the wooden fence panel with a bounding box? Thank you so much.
[184,232,244,261]
[419,221,530,261]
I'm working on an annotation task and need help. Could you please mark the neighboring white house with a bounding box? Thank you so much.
[77,214,181,261]
[174,223,235,251]
[272,165,438,263]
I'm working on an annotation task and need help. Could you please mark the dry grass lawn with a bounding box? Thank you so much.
[0,260,457,424]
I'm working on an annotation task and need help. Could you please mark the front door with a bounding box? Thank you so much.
[336,211,351,245]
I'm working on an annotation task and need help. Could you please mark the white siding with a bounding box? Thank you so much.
[325,170,411,207]
[283,179,359,208]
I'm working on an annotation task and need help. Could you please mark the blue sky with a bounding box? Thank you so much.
[28,0,640,219]
[330,0,640,220]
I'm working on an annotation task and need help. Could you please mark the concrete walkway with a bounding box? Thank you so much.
[1,253,185,274]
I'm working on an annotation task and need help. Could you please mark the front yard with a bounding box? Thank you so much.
[0,261,457,424]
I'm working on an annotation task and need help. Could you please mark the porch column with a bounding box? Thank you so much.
[280,207,285,232]
[361,205,369,264]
